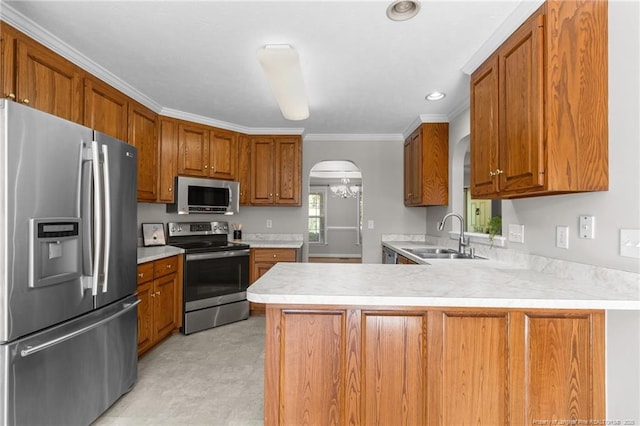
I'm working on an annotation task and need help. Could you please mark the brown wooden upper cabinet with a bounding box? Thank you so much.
[209,128,238,180]
[176,123,238,181]
[157,117,179,203]
[2,24,83,124]
[404,123,449,206]
[250,135,301,206]
[470,1,608,199]
[128,101,158,202]
[177,122,210,177]
[237,134,252,205]
[84,75,129,141]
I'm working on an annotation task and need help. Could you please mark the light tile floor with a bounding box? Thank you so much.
[93,316,265,425]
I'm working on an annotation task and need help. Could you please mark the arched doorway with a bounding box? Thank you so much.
[308,160,363,263]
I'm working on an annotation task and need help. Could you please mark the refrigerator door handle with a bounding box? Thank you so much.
[101,143,111,294]
[81,143,94,289]
[19,299,141,358]
[91,141,103,297]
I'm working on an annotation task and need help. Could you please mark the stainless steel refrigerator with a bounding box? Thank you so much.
[0,100,139,425]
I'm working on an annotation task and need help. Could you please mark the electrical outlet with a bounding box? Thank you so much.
[556,226,569,249]
[368,220,374,229]
[266,219,272,229]
[579,215,595,239]
[508,224,525,243]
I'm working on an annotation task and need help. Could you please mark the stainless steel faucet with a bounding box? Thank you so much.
[438,213,467,254]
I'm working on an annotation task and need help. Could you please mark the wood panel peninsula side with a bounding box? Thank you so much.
[248,262,639,426]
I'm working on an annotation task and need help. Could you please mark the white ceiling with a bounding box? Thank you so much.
[2,1,542,137]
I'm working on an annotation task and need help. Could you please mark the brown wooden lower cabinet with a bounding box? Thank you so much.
[264,305,604,425]
[249,248,297,315]
[136,255,183,357]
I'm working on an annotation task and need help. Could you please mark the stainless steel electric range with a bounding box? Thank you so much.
[167,221,250,334]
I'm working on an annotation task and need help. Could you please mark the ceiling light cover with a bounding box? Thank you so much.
[386,0,421,21]
[257,44,309,121]
[426,91,446,101]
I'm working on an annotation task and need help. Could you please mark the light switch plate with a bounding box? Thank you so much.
[620,229,640,258]
[508,224,525,243]
[579,215,595,239]
[368,220,374,229]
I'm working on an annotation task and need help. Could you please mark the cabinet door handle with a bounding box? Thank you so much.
[151,292,155,298]
[495,169,503,175]
[168,187,172,192]
[21,98,30,104]
[156,291,161,296]
[7,93,16,100]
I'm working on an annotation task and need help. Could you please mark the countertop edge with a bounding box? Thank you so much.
[240,240,303,249]
[247,292,640,311]
[137,245,185,264]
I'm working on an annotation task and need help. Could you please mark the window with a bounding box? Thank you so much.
[308,187,326,244]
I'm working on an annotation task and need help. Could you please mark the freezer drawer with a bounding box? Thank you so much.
[0,295,139,426]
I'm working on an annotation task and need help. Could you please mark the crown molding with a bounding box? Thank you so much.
[1,2,475,138]
[0,4,163,112]
[447,97,470,122]
[160,108,304,135]
[303,133,404,142]
[460,0,545,75]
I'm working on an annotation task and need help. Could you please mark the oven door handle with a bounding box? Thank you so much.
[186,249,250,261]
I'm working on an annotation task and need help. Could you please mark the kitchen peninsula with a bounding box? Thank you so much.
[247,261,639,426]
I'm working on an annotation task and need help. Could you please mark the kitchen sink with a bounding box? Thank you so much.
[402,247,485,260]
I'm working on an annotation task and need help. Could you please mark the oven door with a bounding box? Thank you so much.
[183,249,250,312]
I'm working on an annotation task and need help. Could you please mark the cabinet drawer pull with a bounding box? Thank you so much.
[166,264,172,269]
[138,273,144,278]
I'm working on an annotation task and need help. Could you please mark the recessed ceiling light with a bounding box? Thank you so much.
[426,91,446,101]
[386,0,421,21]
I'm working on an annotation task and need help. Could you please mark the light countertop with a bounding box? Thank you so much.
[137,245,184,264]
[136,238,301,264]
[237,239,303,249]
[247,259,640,311]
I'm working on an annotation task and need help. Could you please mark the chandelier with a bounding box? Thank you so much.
[330,178,360,198]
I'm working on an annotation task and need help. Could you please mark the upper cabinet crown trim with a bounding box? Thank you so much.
[0,5,162,113]
[461,0,545,75]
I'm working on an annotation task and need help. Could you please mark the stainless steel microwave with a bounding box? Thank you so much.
[166,176,239,214]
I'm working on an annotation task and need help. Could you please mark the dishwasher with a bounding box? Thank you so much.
[382,246,398,264]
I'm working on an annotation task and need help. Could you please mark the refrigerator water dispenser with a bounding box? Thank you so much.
[29,218,82,288]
